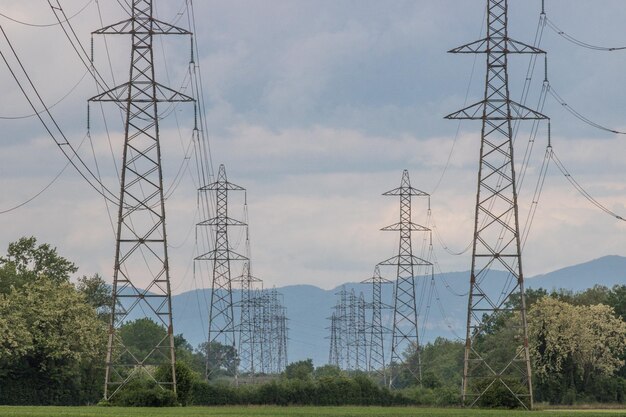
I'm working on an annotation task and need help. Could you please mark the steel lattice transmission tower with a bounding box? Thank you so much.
[197,164,247,379]
[446,0,546,409]
[355,292,368,372]
[90,0,193,400]
[234,203,263,380]
[362,265,392,384]
[327,312,340,367]
[379,170,430,387]
[235,259,262,379]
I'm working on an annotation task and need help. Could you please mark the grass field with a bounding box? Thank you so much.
[1,406,625,417]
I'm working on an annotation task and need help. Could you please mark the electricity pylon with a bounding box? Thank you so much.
[355,292,368,372]
[362,265,392,384]
[196,164,247,379]
[446,0,546,409]
[90,0,193,400]
[235,258,262,379]
[233,202,263,381]
[328,312,340,367]
[379,170,430,388]
[346,289,358,371]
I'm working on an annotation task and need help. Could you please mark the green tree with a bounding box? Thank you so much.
[529,297,626,402]
[197,341,239,378]
[0,276,106,404]
[284,359,314,380]
[0,237,77,293]
[76,273,112,320]
[118,318,170,365]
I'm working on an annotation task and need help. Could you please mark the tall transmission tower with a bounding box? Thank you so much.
[446,0,546,409]
[379,170,430,387]
[362,265,392,384]
[197,164,247,379]
[90,0,193,400]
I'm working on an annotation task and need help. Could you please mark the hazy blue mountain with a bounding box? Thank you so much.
[171,255,626,367]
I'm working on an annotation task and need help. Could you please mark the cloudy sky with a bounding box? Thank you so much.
[0,0,625,293]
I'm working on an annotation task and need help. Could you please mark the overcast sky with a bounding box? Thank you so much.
[0,0,625,293]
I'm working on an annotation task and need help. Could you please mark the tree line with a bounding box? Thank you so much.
[0,237,624,407]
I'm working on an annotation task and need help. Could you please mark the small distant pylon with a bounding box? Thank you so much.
[234,202,263,381]
[251,288,266,374]
[346,290,358,371]
[196,164,247,380]
[355,292,368,372]
[327,312,340,367]
[336,286,349,369]
[362,265,392,384]
[379,170,431,388]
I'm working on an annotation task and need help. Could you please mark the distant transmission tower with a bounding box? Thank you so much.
[355,292,368,372]
[327,312,340,367]
[379,170,430,387]
[235,259,262,379]
[197,164,247,379]
[336,286,349,369]
[234,203,263,380]
[346,290,358,371]
[362,265,392,384]
[90,0,193,400]
[446,0,546,409]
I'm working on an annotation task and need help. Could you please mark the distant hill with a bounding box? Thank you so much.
[171,255,626,367]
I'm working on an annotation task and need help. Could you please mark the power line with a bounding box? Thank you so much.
[545,16,626,52]
[0,25,119,204]
[0,1,94,28]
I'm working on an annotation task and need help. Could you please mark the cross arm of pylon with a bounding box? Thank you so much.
[89,82,194,103]
[232,273,263,283]
[383,186,428,196]
[445,99,548,120]
[194,249,248,262]
[200,180,245,191]
[197,216,247,227]
[92,17,191,36]
[448,37,544,54]
[377,254,432,267]
[381,222,430,232]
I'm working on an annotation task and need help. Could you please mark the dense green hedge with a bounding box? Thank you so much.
[188,375,457,407]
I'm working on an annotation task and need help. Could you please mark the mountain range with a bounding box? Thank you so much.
[170,255,626,367]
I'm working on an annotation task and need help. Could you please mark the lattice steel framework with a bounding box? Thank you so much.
[90,0,193,400]
[251,288,266,374]
[327,312,340,367]
[446,0,546,409]
[355,292,368,372]
[336,286,349,369]
[346,290,358,371]
[379,170,430,387]
[362,265,392,384]
[235,259,262,379]
[197,164,247,379]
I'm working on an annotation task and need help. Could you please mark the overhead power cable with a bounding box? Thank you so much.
[545,16,626,52]
[548,85,626,135]
[0,68,89,120]
[550,150,625,222]
[0,0,93,27]
[0,25,119,204]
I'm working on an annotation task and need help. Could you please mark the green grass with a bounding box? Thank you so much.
[0,406,625,417]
